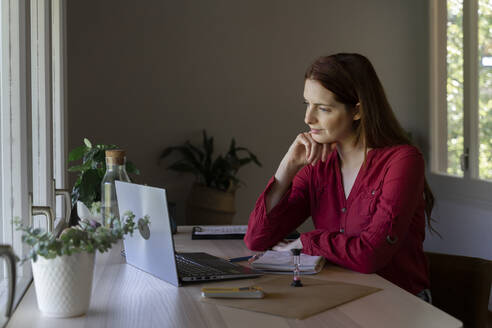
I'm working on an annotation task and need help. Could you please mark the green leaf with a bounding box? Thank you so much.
[93,149,108,166]
[126,161,140,175]
[160,147,176,159]
[236,148,262,166]
[229,138,236,155]
[249,153,262,167]
[78,169,101,205]
[167,161,199,174]
[177,146,202,169]
[207,137,214,159]
[84,138,92,148]
[68,145,87,162]
[239,158,252,166]
[185,141,204,162]
[97,143,119,151]
[202,130,214,173]
[68,162,91,172]
[82,147,98,166]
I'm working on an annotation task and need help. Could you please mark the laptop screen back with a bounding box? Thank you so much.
[115,181,180,286]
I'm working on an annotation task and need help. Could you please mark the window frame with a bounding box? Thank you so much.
[0,0,34,321]
[429,0,492,208]
[52,0,68,228]
[31,0,55,227]
[32,0,67,233]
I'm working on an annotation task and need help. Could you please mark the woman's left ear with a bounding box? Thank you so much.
[353,102,361,121]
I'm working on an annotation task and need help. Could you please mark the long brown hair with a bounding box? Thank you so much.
[305,53,437,234]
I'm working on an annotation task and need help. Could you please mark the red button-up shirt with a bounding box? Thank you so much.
[245,144,430,295]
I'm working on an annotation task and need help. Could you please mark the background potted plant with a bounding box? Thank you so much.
[159,130,261,225]
[68,138,140,224]
[15,212,149,317]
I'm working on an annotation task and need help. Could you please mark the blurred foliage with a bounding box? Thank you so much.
[446,0,464,176]
[446,0,492,180]
[478,0,492,180]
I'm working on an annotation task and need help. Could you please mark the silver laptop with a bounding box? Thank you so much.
[115,181,263,286]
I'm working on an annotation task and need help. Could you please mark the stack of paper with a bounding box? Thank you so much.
[250,251,326,274]
[191,225,247,240]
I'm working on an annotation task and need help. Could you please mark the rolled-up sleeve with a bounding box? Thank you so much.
[300,151,425,274]
[244,166,311,251]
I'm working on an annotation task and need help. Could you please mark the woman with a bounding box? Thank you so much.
[244,53,434,301]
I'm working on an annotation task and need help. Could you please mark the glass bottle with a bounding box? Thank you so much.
[101,149,130,226]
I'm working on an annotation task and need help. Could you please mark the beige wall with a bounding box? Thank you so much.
[67,0,428,226]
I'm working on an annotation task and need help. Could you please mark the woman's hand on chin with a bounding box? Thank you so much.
[272,237,303,252]
[286,132,334,168]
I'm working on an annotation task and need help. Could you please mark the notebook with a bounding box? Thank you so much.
[250,250,326,274]
[114,181,263,286]
[191,225,301,240]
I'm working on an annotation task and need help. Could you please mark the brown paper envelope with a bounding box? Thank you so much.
[200,275,381,319]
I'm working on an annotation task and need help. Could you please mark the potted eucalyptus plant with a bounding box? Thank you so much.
[68,138,139,224]
[15,212,149,317]
[160,130,261,225]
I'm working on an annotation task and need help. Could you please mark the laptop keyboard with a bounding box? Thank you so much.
[175,254,225,277]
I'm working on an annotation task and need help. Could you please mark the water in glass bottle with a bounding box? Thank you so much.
[101,149,130,226]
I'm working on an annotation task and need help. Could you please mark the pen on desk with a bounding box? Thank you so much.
[228,253,262,263]
[228,256,253,263]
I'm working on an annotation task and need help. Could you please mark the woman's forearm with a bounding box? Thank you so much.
[265,157,303,213]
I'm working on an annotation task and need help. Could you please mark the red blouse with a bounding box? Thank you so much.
[244,144,430,295]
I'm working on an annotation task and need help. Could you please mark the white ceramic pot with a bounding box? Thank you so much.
[31,251,95,317]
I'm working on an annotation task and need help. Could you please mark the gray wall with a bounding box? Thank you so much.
[67,0,427,226]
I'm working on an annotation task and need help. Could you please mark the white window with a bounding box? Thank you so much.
[1,1,34,321]
[429,0,492,204]
[0,0,67,324]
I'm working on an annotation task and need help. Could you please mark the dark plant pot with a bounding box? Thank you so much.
[186,184,235,225]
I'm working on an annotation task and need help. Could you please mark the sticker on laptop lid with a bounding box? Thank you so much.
[138,218,150,240]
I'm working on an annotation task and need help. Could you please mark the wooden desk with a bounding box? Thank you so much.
[7,227,462,328]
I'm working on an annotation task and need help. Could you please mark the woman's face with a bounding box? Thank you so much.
[303,79,359,145]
